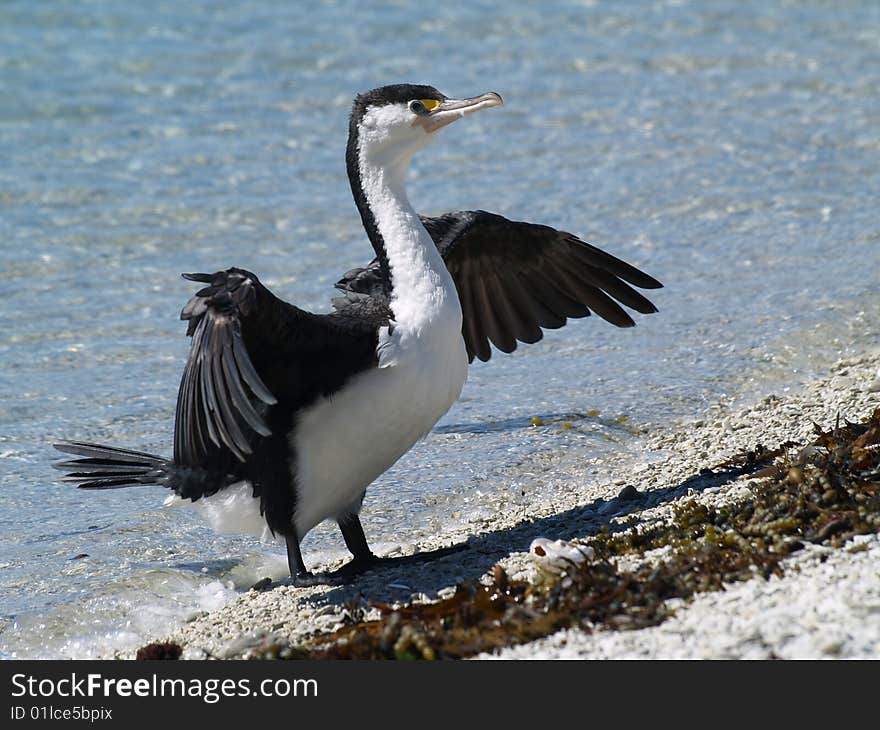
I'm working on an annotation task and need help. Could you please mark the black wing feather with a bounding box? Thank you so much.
[482,271,526,353]
[429,210,661,362]
[333,209,662,363]
[526,268,591,320]
[52,441,169,489]
[543,258,635,328]
[515,276,566,330]
[176,269,278,465]
[496,268,544,345]
[453,257,485,362]
[568,237,661,290]
[474,272,516,354]
[232,332,276,404]
[571,263,658,315]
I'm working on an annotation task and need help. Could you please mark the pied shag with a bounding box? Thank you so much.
[55,84,662,586]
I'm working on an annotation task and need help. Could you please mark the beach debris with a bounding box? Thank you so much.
[244,638,311,660]
[530,416,544,427]
[785,466,805,485]
[219,631,310,660]
[342,593,368,624]
[617,484,643,501]
[394,624,436,660]
[529,538,595,573]
[250,577,273,592]
[492,564,509,592]
[135,641,183,660]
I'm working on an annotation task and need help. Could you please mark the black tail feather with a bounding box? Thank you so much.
[54,441,165,462]
[53,440,236,500]
[53,441,171,490]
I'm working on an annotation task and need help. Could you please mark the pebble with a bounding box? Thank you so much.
[617,485,643,501]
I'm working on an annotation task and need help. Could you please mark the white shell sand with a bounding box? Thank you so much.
[130,348,880,660]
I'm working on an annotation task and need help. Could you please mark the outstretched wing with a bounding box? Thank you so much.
[176,269,278,465]
[176,268,378,469]
[336,210,662,363]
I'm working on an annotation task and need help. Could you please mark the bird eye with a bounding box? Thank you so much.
[409,100,428,115]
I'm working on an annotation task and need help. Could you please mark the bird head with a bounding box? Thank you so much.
[348,84,503,171]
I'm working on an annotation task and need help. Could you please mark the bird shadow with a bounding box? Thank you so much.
[274,455,770,607]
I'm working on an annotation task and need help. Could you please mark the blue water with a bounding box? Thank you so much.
[2,0,879,657]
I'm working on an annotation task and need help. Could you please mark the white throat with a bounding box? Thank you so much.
[357,134,461,338]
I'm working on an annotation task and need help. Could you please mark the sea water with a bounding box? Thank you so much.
[1,0,879,657]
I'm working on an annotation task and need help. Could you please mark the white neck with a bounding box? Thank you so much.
[357,143,461,335]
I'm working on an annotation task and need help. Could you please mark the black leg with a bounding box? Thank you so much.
[283,515,378,587]
[250,534,308,592]
[284,514,469,588]
[338,513,377,564]
[286,535,328,587]
[325,512,468,582]
[286,535,307,576]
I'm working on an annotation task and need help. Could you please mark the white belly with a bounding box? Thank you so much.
[165,481,276,542]
[291,330,468,537]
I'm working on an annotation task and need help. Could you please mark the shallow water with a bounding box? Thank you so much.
[2,0,879,657]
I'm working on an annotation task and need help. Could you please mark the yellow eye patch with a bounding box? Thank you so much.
[420,99,441,111]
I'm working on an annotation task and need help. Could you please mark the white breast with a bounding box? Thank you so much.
[291,309,467,537]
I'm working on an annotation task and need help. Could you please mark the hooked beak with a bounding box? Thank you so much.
[418,92,504,133]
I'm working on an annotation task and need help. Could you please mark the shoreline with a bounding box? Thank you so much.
[133,348,880,660]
